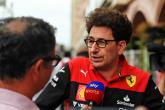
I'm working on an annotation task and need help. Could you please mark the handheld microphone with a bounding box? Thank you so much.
[84,81,105,106]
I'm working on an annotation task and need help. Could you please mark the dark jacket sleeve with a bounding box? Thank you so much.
[143,77,165,110]
[35,64,71,110]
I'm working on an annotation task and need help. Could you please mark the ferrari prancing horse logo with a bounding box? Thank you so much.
[126,75,136,87]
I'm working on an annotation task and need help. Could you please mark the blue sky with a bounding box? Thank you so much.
[9,0,72,47]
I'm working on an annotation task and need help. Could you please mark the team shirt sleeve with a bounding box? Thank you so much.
[35,63,71,110]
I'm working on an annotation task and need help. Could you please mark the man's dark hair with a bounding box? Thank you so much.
[0,17,56,80]
[86,8,132,44]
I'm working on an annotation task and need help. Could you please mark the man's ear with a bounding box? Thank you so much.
[117,40,127,55]
[31,59,44,81]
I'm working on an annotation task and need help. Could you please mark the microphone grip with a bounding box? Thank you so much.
[89,101,93,106]
[87,101,99,110]
[88,101,98,106]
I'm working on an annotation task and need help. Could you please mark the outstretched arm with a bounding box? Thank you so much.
[35,64,71,110]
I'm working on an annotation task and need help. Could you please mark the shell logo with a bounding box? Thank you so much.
[75,85,86,101]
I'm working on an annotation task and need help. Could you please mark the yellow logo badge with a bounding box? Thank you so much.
[75,85,86,101]
[126,75,136,87]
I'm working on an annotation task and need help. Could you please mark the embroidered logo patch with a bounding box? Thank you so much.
[126,75,136,87]
[75,85,86,101]
[80,69,88,77]
[117,94,135,107]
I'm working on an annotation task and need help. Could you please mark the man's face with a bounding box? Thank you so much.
[88,26,124,70]
[36,49,57,92]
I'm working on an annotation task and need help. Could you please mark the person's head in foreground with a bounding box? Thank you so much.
[0,17,61,99]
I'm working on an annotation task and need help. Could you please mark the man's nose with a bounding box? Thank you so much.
[90,42,99,51]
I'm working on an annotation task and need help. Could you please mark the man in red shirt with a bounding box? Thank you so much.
[36,8,165,110]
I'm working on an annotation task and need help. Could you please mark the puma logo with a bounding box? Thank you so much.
[80,69,88,77]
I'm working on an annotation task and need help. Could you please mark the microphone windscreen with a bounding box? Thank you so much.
[84,81,105,105]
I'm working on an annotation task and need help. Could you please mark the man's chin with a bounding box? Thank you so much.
[92,62,103,68]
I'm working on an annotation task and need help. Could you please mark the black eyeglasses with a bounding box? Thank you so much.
[84,38,116,48]
[43,55,61,67]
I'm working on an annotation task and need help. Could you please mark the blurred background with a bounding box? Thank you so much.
[0,0,165,80]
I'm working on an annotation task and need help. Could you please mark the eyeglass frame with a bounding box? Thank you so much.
[43,55,61,67]
[84,37,116,48]
[26,55,61,72]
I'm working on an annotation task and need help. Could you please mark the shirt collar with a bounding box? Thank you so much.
[0,88,39,110]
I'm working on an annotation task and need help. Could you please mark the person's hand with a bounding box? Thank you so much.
[134,106,149,110]
[80,104,92,110]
